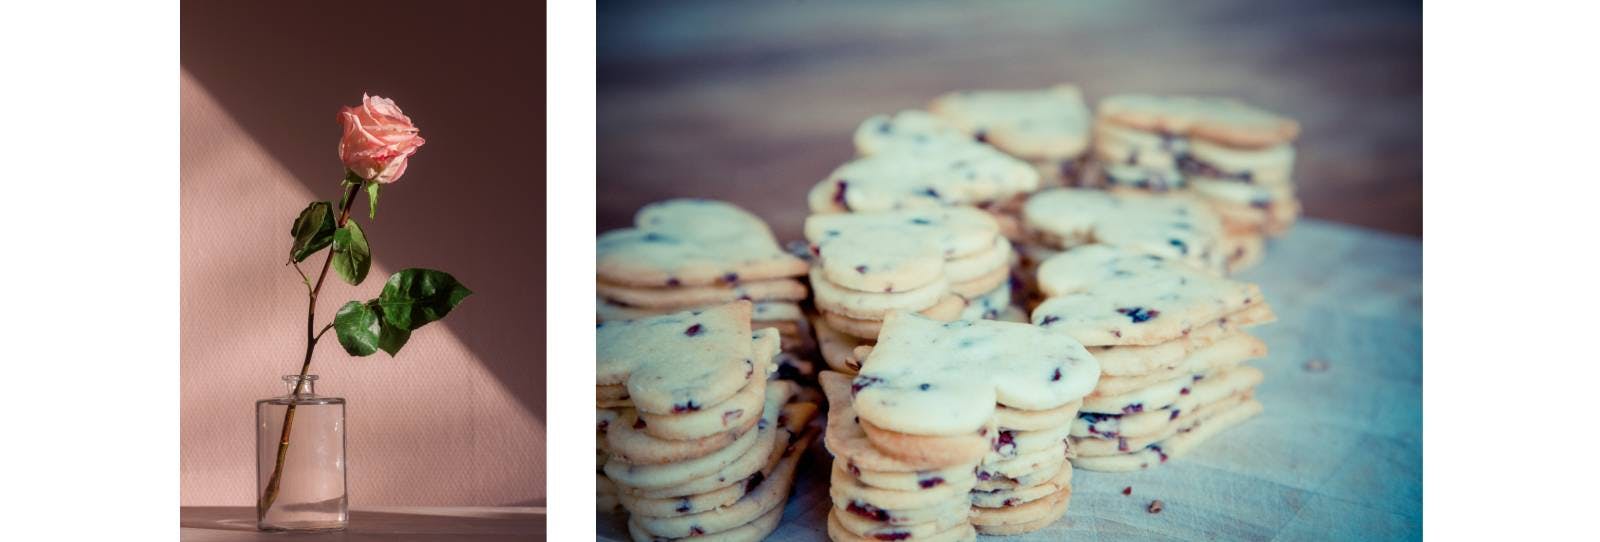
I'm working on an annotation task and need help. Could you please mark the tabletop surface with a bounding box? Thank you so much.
[599,218,1423,541]
[182,506,545,541]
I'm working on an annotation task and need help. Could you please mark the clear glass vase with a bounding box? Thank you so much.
[256,374,348,532]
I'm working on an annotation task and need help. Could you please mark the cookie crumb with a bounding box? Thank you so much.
[1147,499,1164,514]
[1304,359,1329,373]
[1122,486,1132,496]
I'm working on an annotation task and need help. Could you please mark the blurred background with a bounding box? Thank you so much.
[181,1,543,507]
[598,0,1421,239]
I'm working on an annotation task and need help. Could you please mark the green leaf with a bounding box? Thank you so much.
[288,201,336,262]
[332,301,379,357]
[341,170,364,190]
[331,221,372,285]
[377,268,473,331]
[377,318,411,356]
[366,181,381,220]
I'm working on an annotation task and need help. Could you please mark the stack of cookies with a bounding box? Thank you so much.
[596,198,818,377]
[802,207,1011,373]
[848,85,1093,242]
[597,302,820,540]
[1031,245,1276,471]
[1091,94,1302,271]
[821,312,1101,538]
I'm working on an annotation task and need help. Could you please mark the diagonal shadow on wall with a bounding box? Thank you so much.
[181,1,546,424]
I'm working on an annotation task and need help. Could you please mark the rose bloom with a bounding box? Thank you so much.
[337,94,425,184]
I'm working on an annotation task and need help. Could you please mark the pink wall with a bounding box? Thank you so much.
[180,2,545,506]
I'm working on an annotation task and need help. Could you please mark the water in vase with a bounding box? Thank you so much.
[256,375,348,532]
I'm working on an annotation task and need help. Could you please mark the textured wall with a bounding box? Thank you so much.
[180,1,545,506]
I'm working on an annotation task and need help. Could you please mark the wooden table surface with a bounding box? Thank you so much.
[600,218,1422,540]
[598,0,1421,239]
[182,506,544,541]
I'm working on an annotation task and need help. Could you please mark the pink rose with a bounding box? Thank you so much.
[337,94,425,184]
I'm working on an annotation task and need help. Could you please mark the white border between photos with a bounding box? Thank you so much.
[546,0,599,539]
[0,1,179,540]
[1426,1,1600,539]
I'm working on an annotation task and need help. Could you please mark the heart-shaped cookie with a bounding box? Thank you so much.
[597,199,808,288]
[850,312,1101,437]
[597,302,765,415]
[1032,244,1265,346]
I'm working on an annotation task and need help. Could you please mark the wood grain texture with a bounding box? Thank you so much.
[598,0,1421,239]
[599,219,1423,540]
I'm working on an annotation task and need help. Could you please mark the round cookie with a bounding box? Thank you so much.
[979,440,1068,480]
[619,474,747,518]
[828,508,978,542]
[627,428,809,539]
[830,462,978,513]
[852,313,1101,436]
[970,458,1073,509]
[627,500,784,542]
[820,371,971,474]
[607,406,759,465]
[993,399,1081,432]
[811,267,948,319]
[854,109,973,156]
[820,294,966,341]
[949,265,1010,299]
[971,484,1071,535]
[988,421,1075,462]
[832,500,974,541]
[833,491,974,528]
[943,236,1012,284]
[974,455,1066,492]
[604,380,789,490]
[625,425,787,500]
[597,199,808,288]
[859,417,994,469]
[969,477,1071,530]
[843,462,978,493]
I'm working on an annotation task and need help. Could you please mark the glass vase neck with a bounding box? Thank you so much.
[282,375,318,397]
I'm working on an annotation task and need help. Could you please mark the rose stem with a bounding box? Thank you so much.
[259,181,361,521]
